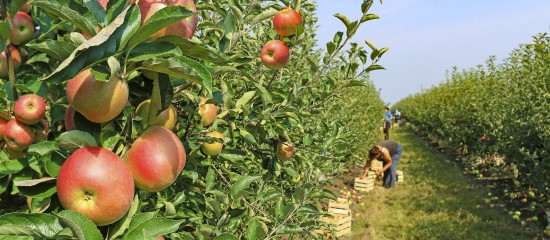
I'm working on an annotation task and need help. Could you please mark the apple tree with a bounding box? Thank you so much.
[0,0,387,239]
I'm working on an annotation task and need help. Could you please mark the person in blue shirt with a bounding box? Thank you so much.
[383,107,392,140]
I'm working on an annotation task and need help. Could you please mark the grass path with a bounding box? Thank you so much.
[348,127,536,240]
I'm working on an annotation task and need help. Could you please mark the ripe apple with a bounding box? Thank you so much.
[0,117,7,140]
[20,1,31,13]
[13,94,46,125]
[66,69,129,123]
[10,11,35,45]
[3,119,35,151]
[276,142,295,161]
[198,97,218,126]
[98,0,109,10]
[261,40,290,69]
[137,0,198,40]
[201,130,224,156]
[273,7,302,37]
[64,105,76,131]
[56,147,134,226]
[135,99,177,130]
[124,125,186,192]
[0,46,22,79]
[35,118,49,141]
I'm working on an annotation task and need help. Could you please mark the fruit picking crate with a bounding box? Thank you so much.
[354,172,375,192]
[318,198,352,237]
[397,170,404,182]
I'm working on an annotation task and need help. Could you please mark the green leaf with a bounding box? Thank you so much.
[275,224,302,234]
[56,210,102,240]
[14,178,57,198]
[126,212,156,236]
[142,56,212,96]
[0,157,25,174]
[127,5,195,50]
[31,0,98,37]
[235,91,256,109]
[302,133,313,147]
[365,64,385,72]
[27,141,59,156]
[310,189,337,200]
[333,13,350,28]
[282,167,299,179]
[361,2,370,13]
[214,233,239,240]
[257,191,281,202]
[219,149,247,162]
[43,5,140,84]
[346,80,367,88]
[57,130,98,152]
[326,42,336,55]
[158,37,228,65]
[365,40,377,52]
[361,13,380,23]
[0,212,67,238]
[205,167,216,191]
[333,31,343,45]
[127,42,182,62]
[253,83,272,104]
[245,219,267,240]
[0,20,12,42]
[107,195,140,240]
[123,218,183,240]
[230,176,261,198]
[26,40,77,61]
[239,129,258,146]
[80,0,107,26]
[250,9,277,26]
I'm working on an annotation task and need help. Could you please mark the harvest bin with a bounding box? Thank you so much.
[354,171,376,192]
[318,198,352,237]
[397,170,404,182]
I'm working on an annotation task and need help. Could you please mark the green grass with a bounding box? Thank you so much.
[349,126,536,240]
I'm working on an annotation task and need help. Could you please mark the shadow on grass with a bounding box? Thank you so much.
[349,127,537,240]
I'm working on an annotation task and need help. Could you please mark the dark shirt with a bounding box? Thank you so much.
[377,140,399,155]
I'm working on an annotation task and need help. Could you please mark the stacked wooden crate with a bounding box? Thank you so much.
[354,171,376,192]
[397,170,404,182]
[319,198,352,237]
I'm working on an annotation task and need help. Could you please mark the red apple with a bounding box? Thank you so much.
[64,105,76,131]
[66,69,129,123]
[124,125,186,192]
[0,117,8,140]
[99,0,109,10]
[261,40,290,69]
[273,7,302,37]
[137,0,198,40]
[10,11,35,45]
[135,99,177,130]
[276,142,295,161]
[0,46,22,79]
[201,130,224,156]
[20,1,31,13]
[198,97,218,126]
[35,118,49,141]
[3,119,35,151]
[56,147,134,226]
[13,94,46,125]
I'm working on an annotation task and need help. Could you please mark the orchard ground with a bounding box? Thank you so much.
[323,125,542,240]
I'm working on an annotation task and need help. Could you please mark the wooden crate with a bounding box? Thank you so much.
[397,170,404,182]
[320,213,352,237]
[328,198,350,211]
[354,174,375,192]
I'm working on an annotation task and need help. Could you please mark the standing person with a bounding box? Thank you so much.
[383,107,392,140]
[360,140,403,188]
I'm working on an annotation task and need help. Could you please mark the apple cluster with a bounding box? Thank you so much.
[0,3,33,79]
[198,98,225,157]
[260,7,303,69]
[0,94,48,159]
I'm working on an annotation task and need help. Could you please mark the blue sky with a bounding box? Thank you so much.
[314,1,550,105]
